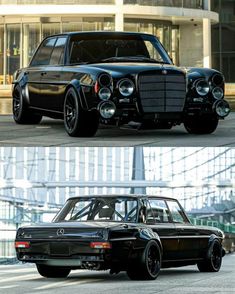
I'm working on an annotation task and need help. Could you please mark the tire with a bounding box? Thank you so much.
[127,240,161,280]
[12,85,42,124]
[63,87,99,137]
[184,115,218,134]
[36,264,71,278]
[197,239,223,272]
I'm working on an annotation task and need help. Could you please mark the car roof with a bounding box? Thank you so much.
[67,194,178,202]
[44,31,155,39]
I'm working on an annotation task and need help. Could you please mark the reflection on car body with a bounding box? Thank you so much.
[12,31,230,137]
[15,195,225,280]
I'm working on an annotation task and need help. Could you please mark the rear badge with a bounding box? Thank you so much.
[57,228,65,236]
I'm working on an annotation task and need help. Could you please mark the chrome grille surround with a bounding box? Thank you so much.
[138,71,186,113]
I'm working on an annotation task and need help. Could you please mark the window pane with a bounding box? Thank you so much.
[148,199,170,223]
[167,200,186,223]
[0,25,3,84]
[49,37,67,65]
[42,23,60,39]
[31,37,56,66]
[6,24,21,84]
[23,23,40,67]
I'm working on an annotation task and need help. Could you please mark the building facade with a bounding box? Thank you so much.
[211,0,235,83]
[0,0,218,86]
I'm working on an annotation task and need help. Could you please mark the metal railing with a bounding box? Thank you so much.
[0,0,203,8]
[0,0,115,4]
[124,0,204,9]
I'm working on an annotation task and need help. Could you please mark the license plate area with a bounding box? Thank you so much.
[50,242,70,256]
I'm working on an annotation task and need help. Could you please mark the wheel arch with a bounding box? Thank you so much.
[206,234,223,259]
[138,228,163,254]
[64,79,88,111]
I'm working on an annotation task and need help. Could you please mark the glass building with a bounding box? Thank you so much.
[0,0,218,86]
[211,0,235,83]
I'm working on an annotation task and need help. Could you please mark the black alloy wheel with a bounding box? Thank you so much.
[127,240,161,280]
[13,85,42,124]
[36,264,71,278]
[64,87,99,137]
[197,239,222,272]
[184,114,219,134]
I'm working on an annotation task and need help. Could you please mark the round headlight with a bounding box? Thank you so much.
[118,79,135,97]
[213,100,230,118]
[212,74,224,86]
[212,87,224,100]
[98,87,111,100]
[195,80,210,96]
[99,73,112,87]
[99,101,116,119]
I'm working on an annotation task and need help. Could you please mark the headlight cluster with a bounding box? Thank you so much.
[96,73,116,119]
[97,73,112,101]
[195,75,224,100]
[118,79,135,97]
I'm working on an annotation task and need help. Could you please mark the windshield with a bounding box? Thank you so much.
[68,34,172,65]
[54,197,138,223]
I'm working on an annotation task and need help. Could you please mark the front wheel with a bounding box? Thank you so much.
[64,87,99,137]
[13,85,42,124]
[36,264,71,278]
[197,239,223,272]
[184,115,218,134]
[127,240,161,280]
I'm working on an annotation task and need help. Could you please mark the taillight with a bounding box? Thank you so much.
[90,242,111,249]
[15,241,30,249]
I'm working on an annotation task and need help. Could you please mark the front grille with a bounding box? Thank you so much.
[139,72,186,113]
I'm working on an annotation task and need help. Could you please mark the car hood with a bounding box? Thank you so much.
[80,62,185,78]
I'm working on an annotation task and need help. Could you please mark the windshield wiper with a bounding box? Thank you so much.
[100,56,168,64]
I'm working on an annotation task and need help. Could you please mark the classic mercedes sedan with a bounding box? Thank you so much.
[15,195,225,280]
[12,31,230,137]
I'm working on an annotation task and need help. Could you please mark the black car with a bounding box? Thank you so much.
[12,31,230,137]
[15,195,225,280]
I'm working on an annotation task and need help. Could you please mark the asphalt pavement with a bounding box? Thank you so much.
[0,253,234,294]
[0,113,234,147]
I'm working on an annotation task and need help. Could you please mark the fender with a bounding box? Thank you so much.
[65,79,89,111]
[206,234,225,259]
[138,227,163,253]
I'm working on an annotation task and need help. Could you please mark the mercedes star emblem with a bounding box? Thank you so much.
[162,69,168,75]
[57,228,65,236]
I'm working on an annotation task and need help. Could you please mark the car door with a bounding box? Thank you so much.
[28,37,57,109]
[166,199,200,259]
[146,198,179,261]
[40,36,67,112]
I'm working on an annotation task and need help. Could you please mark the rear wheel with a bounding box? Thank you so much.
[127,240,161,280]
[12,85,42,124]
[64,87,99,137]
[197,239,223,272]
[36,264,71,278]
[184,115,218,134]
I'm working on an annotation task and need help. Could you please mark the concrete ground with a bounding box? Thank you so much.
[0,113,234,147]
[0,253,234,294]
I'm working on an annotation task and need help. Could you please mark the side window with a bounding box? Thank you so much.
[31,37,56,66]
[50,37,67,65]
[148,199,170,223]
[167,200,188,224]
